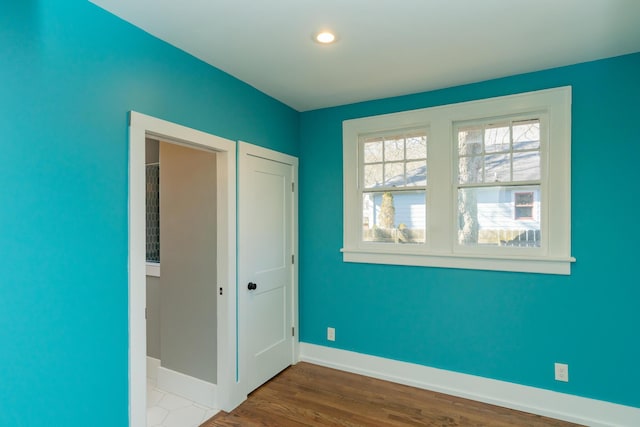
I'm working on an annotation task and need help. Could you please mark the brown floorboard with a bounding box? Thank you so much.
[201,362,583,427]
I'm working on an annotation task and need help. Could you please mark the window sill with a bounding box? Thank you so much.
[146,262,160,277]
[341,248,575,275]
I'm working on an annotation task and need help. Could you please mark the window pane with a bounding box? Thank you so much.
[458,128,483,156]
[406,135,427,159]
[362,130,427,191]
[458,155,483,184]
[457,119,541,186]
[485,124,510,153]
[384,162,404,186]
[484,153,510,182]
[364,140,383,163]
[384,138,404,161]
[513,121,540,150]
[512,151,540,181]
[406,160,426,186]
[457,186,540,247]
[363,191,425,243]
[364,164,383,188]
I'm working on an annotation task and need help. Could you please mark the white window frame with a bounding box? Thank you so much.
[342,87,575,275]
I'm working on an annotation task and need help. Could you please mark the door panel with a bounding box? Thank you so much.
[242,153,294,392]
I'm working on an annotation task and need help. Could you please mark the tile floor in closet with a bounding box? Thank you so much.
[147,377,218,427]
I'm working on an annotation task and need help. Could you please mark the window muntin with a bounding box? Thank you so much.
[457,119,540,184]
[455,118,542,248]
[361,131,427,189]
[360,131,427,244]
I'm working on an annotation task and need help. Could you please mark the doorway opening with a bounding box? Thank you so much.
[128,112,240,427]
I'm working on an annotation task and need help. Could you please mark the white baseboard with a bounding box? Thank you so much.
[299,343,640,427]
[148,357,217,409]
[147,356,161,382]
[145,262,160,277]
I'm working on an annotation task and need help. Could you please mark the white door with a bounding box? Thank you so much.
[239,144,296,393]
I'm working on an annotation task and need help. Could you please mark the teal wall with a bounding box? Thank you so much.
[0,1,297,426]
[299,52,640,409]
[1,0,638,424]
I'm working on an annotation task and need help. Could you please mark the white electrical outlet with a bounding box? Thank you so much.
[555,363,569,382]
[327,327,335,341]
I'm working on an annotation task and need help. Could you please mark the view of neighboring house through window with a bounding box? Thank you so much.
[361,130,427,243]
[455,118,541,248]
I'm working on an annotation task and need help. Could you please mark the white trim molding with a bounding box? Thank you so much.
[157,366,218,409]
[128,111,239,427]
[341,249,573,275]
[299,343,640,427]
[145,262,160,277]
[147,356,161,382]
[147,356,217,409]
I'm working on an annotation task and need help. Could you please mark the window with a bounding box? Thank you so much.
[146,163,160,263]
[455,118,541,247]
[342,87,574,274]
[361,130,427,243]
[514,192,534,220]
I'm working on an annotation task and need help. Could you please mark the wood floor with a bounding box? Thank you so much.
[201,362,582,427]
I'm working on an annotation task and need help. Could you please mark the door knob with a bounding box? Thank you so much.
[248,282,257,290]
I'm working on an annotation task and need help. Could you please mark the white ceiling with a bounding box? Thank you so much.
[90,0,640,112]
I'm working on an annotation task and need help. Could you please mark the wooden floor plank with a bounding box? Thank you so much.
[201,362,582,427]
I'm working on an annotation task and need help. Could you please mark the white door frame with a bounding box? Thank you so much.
[128,112,240,427]
[237,141,299,396]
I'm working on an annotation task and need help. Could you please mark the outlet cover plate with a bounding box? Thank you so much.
[555,363,569,382]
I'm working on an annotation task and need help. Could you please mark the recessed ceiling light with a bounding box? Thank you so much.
[315,31,337,44]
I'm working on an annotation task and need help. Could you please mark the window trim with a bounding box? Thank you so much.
[342,86,575,275]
